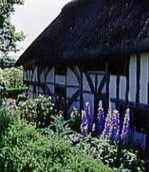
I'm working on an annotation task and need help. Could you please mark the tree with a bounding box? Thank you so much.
[0,0,25,55]
[0,57,16,68]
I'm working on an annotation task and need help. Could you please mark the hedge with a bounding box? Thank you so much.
[0,108,113,172]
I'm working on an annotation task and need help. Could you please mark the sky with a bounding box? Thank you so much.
[11,0,71,58]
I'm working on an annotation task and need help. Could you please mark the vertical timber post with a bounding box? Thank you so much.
[64,66,67,119]
[80,68,83,111]
[105,61,110,109]
[94,74,98,119]
[146,83,149,163]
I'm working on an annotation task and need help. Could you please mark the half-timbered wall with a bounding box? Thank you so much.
[23,53,149,109]
[23,52,149,150]
[23,53,149,107]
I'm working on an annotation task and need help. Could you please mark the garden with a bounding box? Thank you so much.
[0,77,147,172]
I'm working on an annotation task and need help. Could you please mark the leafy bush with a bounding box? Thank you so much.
[69,108,81,132]
[16,94,28,104]
[0,107,17,141]
[78,136,145,172]
[0,68,7,89]
[17,95,56,127]
[0,57,16,68]
[0,112,112,172]
[65,132,85,145]
[2,67,24,88]
[48,115,73,137]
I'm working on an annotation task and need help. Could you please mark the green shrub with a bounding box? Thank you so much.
[16,94,28,104]
[0,68,7,89]
[17,95,56,128]
[0,107,17,141]
[78,136,145,172]
[2,67,24,88]
[69,108,81,132]
[0,114,112,172]
[48,115,73,137]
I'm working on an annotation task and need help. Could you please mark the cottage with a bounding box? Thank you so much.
[16,0,149,150]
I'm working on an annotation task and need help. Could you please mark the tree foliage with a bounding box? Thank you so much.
[0,57,16,68]
[0,0,24,54]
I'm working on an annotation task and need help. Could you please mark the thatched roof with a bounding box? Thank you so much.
[16,0,149,66]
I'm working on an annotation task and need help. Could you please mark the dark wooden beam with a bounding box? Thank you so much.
[67,89,80,110]
[70,66,81,85]
[97,75,107,94]
[94,74,98,116]
[80,70,83,110]
[64,68,67,119]
[85,72,95,95]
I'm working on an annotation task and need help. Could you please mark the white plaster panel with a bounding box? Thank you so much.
[119,76,126,100]
[97,75,104,89]
[67,68,79,86]
[75,66,80,75]
[23,70,27,81]
[83,73,91,91]
[47,84,54,94]
[26,70,33,81]
[67,87,78,98]
[46,68,54,83]
[55,75,65,85]
[140,53,149,104]
[89,74,96,88]
[40,71,45,83]
[32,67,38,82]
[109,75,117,100]
[102,84,106,94]
[129,55,137,102]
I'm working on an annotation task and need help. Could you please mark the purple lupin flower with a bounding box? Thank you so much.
[95,101,105,136]
[110,109,120,143]
[101,103,112,140]
[80,110,88,136]
[84,102,92,133]
[121,108,130,144]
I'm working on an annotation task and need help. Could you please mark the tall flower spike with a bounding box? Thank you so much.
[84,102,92,133]
[110,109,120,143]
[80,110,88,136]
[101,103,112,140]
[121,108,130,144]
[95,101,105,136]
